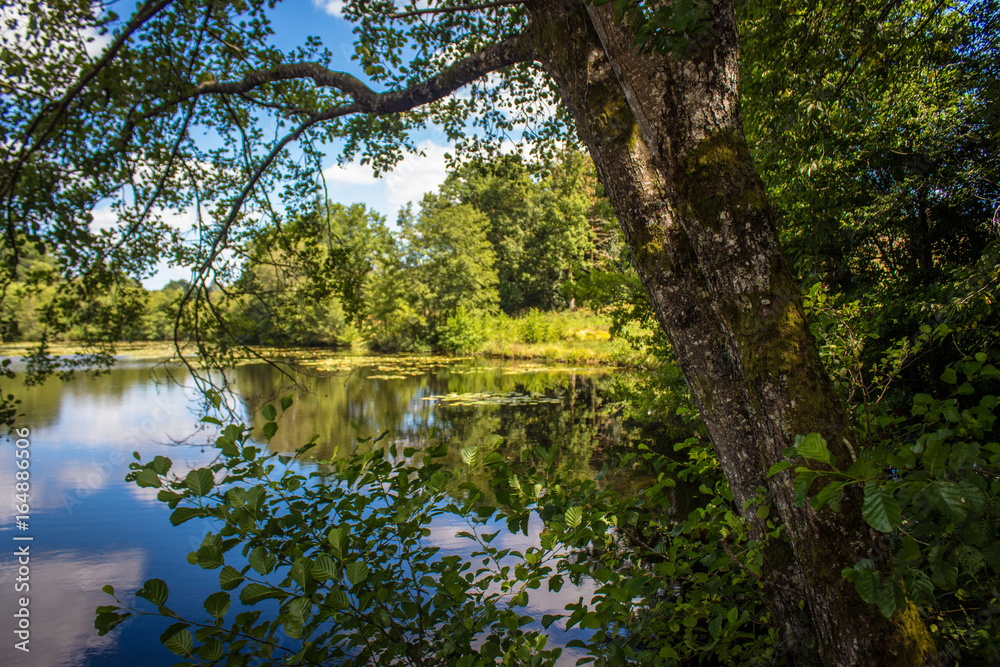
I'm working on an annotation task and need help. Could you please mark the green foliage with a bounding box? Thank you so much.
[530,439,777,666]
[431,152,613,314]
[513,309,566,344]
[101,405,569,666]
[437,306,491,354]
[783,355,1000,660]
[99,401,780,666]
[401,202,500,328]
[743,0,1000,297]
[226,202,391,347]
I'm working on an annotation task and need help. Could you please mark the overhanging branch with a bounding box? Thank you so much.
[388,1,524,20]
[180,31,535,302]
[191,31,533,115]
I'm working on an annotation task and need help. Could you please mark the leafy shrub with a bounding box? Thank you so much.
[96,398,778,666]
[516,309,566,344]
[437,306,490,354]
[98,402,565,666]
[781,355,1000,661]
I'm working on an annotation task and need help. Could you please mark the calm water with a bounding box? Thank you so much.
[0,353,645,667]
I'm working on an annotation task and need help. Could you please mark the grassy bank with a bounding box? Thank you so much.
[0,310,649,368]
[438,308,648,367]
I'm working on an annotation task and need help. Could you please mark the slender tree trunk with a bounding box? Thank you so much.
[526,1,936,664]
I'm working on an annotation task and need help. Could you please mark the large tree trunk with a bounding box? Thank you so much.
[526,1,936,664]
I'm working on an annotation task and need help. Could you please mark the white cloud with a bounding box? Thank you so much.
[81,24,111,58]
[312,0,346,17]
[312,1,433,22]
[321,140,451,220]
[322,160,379,186]
[0,550,145,667]
[89,207,119,232]
[383,140,450,210]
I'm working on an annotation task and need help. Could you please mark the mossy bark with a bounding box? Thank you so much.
[525,1,936,664]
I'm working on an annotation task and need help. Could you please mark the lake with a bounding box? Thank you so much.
[0,352,651,666]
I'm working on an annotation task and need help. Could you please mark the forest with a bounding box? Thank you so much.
[2,0,999,665]
[0,150,617,353]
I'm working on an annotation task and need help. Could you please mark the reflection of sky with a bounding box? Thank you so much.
[427,512,602,656]
[0,358,609,666]
[0,363,229,666]
[0,550,145,667]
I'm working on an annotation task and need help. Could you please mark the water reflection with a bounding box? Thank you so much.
[0,354,645,666]
[239,357,618,464]
[0,550,145,667]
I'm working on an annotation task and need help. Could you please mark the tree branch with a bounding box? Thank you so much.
[190,31,533,115]
[1,0,176,199]
[387,1,524,20]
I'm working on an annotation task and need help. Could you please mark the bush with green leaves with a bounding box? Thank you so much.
[96,398,567,667]
[96,391,785,666]
[514,309,566,345]
[777,354,1000,661]
[437,306,492,354]
[516,440,777,666]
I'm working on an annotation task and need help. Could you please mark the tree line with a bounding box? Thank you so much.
[0,151,616,351]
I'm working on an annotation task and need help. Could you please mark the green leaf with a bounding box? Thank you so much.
[157,604,180,619]
[262,404,277,421]
[931,560,958,590]
[94,611,130,636]
[197,638,224,661]
[766,460,792,477]
[163,628,194,657]
[151,455,172,475]
[195,544,224,570]
[896,536,921,564]
[184,468,214,496]
[541,613,562,629]
[564,506,582,529]
[983,541,1000,572]
[263,421,278,440]
[853,569,879,604]
[861,482,901,533]
[327,589,350,609]
[875,579,898,618]
[203,591,231,619]
[135,468,161,488]
[346,561,369,586]
[286,596,312,623]
[219,566,244,591]
[248,547,277,575]
[931,481,970,523]
[906,570,934,603]
[239,583,286,605]
[102,585,114,595]
[312,554,338,580]
[461,445,479,467]
[810,480,844,510]
[708,615,722,638]
[158,621,190,644]
[328,526,348,555]
[169,507,204,526]
[280,395,293,411]
[137,578,169,605]
[940,367,958,384]
[794,433,833,465]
